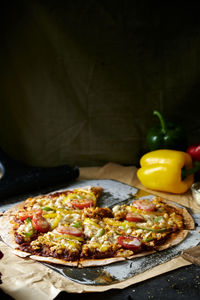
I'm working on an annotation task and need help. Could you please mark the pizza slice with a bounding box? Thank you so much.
[0,186,102,266]
[79,197,194,267]
[79,207,126,267]
[110,197,194,256]
[78,205,155,267]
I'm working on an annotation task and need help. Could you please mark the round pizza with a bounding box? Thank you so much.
[0,186,194,268]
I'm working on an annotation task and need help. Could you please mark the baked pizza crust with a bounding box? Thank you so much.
[29,255,79,267]
[78,256,125,267]
[126,250,156,260]
[0,188,195,268]
[3,202,25,216]
[182,208,195,230]
[12,249,32,257]
[154,230,189,251]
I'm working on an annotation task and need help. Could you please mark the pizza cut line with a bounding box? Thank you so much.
[0,186,194,268]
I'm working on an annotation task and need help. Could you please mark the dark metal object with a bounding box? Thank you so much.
[0,148,79,199]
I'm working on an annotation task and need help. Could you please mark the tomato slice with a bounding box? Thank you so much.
[57,225,83,237]
[71,199,94,209]
[32,215,50,233]
[19,212,33,221]
[117,236,142,250]
[125,212,145,222]
[19,209,42,221]
[133,199,155,212]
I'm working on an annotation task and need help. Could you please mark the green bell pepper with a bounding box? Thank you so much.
[23,217,34,237]
[71,222,82,228]
[42,206,55,211]
[146,110,186,151]
[96,228,105,237]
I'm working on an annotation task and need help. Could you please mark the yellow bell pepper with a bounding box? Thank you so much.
[65,240,78,248]
[62,190,96,204]
[83,218,101,228]
[100,245,110,252]
[42,213,58,219]
[53,233,84,242]
[137,149,195,194]
[42,206,81,214]
[51,214,62,229]
[104,218,136,228]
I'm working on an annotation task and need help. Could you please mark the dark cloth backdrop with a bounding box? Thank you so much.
[0,1,200,167]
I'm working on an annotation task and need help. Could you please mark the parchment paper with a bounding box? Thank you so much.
[0,163,199,300]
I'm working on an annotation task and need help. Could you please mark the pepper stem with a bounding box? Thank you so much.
[153,110,166,135]
[181,161,200,180]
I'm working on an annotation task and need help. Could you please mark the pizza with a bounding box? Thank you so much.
[0,185,194,268]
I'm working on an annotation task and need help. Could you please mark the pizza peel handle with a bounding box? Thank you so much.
[181,245,200,266]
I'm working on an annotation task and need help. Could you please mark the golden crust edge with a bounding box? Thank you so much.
[127,250,156,260]
[29,255,79,267]
[3,202,25,216]
[12,249,31,257]
[154,229,189,251]
[78,256,125,268]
